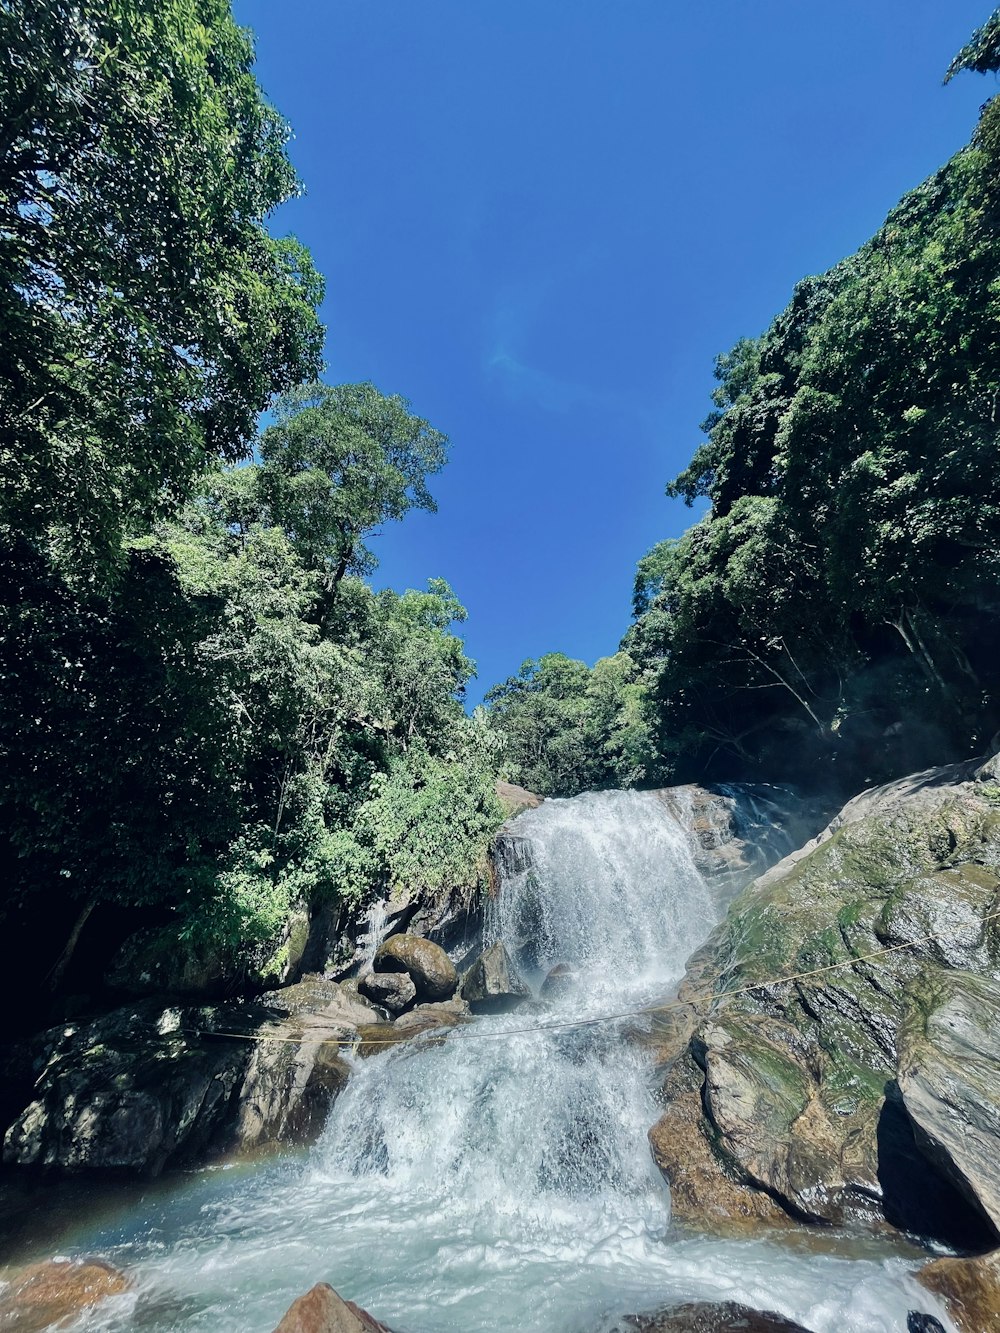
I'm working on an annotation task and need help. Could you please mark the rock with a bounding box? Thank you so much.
[496,780,543,815]
[391,999,470,1037]
[3,977,365,1175]
[649,760,1000,1244]
[358,971,417,1015]
[374,934,457,1002]
[619,1301,813,1331]
[106,927,228,999]
[918,1249,1000,1333]
[460,942,529,1013]
[648,1049,793,1234]
[540,963,575,1000]
[0,1258,131,1331]
[655,784,821,910]
[107,907,313,1000]
[907,1315,946,1333]
[355,1000,471,1055]
[898,970,1000,1235]
[273,1281,392,1333]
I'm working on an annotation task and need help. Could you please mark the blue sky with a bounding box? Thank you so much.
[235,0,992,704]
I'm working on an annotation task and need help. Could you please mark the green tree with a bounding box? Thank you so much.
[257,381,448,592]
[0,0,324,566]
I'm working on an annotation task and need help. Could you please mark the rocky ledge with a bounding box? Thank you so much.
[649,753,1000,1247]
[2,972,469,1177]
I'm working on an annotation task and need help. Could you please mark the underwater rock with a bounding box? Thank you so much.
[0,1258,131,1331]
[619,1300,813,1331]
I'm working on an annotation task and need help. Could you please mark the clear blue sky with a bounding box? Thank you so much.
[234,0,991,705]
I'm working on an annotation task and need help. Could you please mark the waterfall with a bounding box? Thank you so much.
[65,790,943,1333]
[319,791,709,1229]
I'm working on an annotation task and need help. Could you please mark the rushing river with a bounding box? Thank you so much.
[15,792,951,1332]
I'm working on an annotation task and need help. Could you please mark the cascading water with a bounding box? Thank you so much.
[53,792,951,1333]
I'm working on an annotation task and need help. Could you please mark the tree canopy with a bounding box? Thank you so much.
[0,0,324,567]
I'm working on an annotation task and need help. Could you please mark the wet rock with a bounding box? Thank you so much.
[374,933,457,1002]
[358,971,416,1015]
[0,1258,131,1331]
[355,1000,470,1054]
[3,977,364,1174]
[272,1281,393,1333]
[648,1048,793,1234]
[918,1248,1000,1333]
[540,963,575,1001]
[655,783,820,910]
[898,970,1000,1235]
[460,942,530,1013]
[906,1314,946,1333]
[619,1300,813,1331]
[650,755,1000,1243]
[392,998,470,1034]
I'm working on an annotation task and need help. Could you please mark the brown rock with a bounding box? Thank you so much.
[918,1248,1000,1333]
[496,780,543,814]
[648,1049,792,1234]
[374,934,457,1002]
[0,1258,131,1331]
[623,1300,813,1331]
[273,1282,392,1333]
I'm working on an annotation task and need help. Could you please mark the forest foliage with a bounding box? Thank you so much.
[0,0,503,1005]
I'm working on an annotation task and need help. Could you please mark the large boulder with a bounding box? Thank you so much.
[0,1258,131,1331]
[3,976,372,1175]
[273,1282,392,1333]
[460,942,529,1013]
[649,756,1000,1244]
[898,970,1000,1233]
[374,934,457,1002]
[918,1248,1000,1333]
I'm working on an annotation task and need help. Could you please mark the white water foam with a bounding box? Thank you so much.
[60,791,953,1333]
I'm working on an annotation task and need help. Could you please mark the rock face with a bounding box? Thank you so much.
[374,933,458,1002]
[3,976,374,1175]
[918,1248,1000,1333]
[618,1303,813,1332]
[0,1258,131,1331]
[272,1282,392,1333]
[655,783,820,910]
[898,970,1000,1233]
[649,756,1000,1245]
[460,942,529,1013]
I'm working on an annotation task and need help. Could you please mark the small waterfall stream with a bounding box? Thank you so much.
[57,792,946,1333]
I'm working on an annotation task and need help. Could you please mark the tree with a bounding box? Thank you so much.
[258,381,448,592]
[0,0,324,566]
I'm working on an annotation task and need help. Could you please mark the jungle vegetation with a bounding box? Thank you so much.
[0,0,503,1015]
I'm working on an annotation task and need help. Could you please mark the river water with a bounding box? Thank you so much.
[18,792,950,1332]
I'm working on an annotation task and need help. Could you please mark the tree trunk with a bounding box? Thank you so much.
[46,899,96,992]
